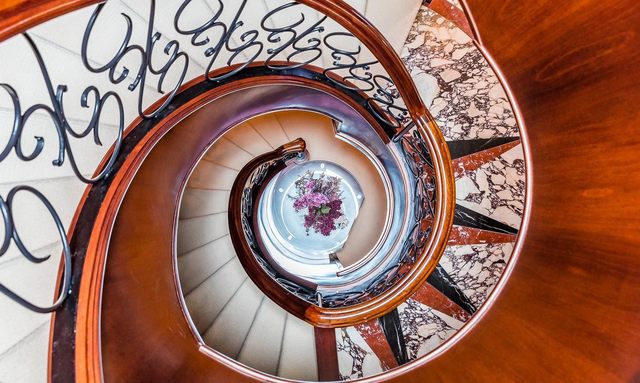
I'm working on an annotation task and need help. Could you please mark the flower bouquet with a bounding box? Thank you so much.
[291,170,348,236]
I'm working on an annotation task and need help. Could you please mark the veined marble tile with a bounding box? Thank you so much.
[336,326,384,380]
[440,242,515,306]
[398,299,464,360]
[456,144,525,228]
[401,6,519,141]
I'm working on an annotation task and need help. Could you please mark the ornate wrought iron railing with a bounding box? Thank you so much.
[0,0,411,313]
[0,186,72,312]
[0,0,453,332]
[227,124,438,311]
[228,138,322,305]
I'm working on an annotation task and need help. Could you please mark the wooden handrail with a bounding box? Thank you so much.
[0,0,634,382]
[227,132,443,328]
[66,74,421,382]
[228,138,317,319]
[0,0,455,380]
[296,0,455,326]
[0,0,101,42]
[0,2,455,328]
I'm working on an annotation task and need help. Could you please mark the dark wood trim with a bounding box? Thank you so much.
[314,327,340,381]
[228,138,315,319]
[0,0,101,42]
[0,0,456,381]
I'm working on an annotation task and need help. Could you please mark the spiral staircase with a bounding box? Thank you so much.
[0,0,638,382]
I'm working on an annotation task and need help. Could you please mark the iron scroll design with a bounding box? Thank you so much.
[1,33,125,184]
[321,128,437,307]
[0,0,419,312]
[0,186,72,313]
[82,0,189,119]
[236,130,436,309]
[173,0,410,129]
[238,147,318,304]
[0,31,127,312]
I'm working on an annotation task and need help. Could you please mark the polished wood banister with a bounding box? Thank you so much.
[226,134,445,328]
[0,0,455,330]
[0,0,455,381]
[0,0,102,42]
[69,76,421,382]
[298,0,455,326]
[0,2,456,263]
[227,138,316,319]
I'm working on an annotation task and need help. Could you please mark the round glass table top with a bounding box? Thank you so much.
[260,160,364,263]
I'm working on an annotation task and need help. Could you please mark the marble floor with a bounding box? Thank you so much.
[334,1,526,379]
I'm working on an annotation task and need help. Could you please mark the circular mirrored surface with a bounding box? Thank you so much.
[261,160,364,264]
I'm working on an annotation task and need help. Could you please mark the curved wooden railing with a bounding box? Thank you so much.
[228,138,317,320]
[228,131,442,328]
[0,0,455,381]
[73,74,449,380]
[2,0,638,382]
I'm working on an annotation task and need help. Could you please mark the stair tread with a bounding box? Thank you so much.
[277,314,318,381]
[0,250,58,355]
[177,211,229,255]
[178,235,235,294]
[237,297,287,375]
[179,189,230,220]
[187,160,238,191]
[184,256,247,333]
[0,321,49,383]
[202,279,264,359]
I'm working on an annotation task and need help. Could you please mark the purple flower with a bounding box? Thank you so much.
[291,171,348,236]
[293,192,329,211]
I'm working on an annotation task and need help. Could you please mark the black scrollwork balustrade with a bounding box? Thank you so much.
[82,0,189,119]
[321,128,436,308]
[0,186,72,313]
[0,0,422,313]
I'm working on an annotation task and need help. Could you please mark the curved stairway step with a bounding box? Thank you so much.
[236,297,288,376]
[179,189,230,220]
[184,256,248,333]
[187,160,238,191]
[202,279,265,360]
[177,212,229,255]
[0,320,49,383]
[277,313,319,381]
[178,234,235,295]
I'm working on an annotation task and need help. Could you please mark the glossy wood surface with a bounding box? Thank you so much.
[314,327,340,381]
[0,0,100,41]
[378,0,640,381]
[228,138,315,319]
[2,0,637,381]
[94,77,443,382]
[99,81,263,383]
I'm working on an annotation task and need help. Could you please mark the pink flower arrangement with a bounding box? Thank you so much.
[292,171,348,236]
